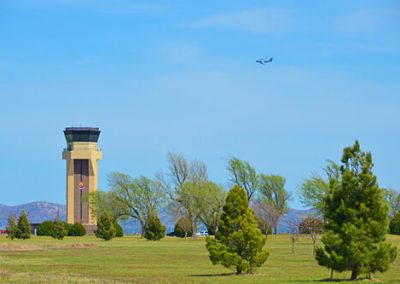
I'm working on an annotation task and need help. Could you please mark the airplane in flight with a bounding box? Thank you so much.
[256,57,273,65]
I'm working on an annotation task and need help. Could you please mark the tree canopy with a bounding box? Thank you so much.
[299,160,340,218]
[227,157,258,201]
[257,174,290,234]
[315,141,397,280]
[109,173,165,237]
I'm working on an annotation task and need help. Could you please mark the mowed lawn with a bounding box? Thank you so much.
[0,234,399,283]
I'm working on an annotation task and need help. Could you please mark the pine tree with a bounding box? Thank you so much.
[94,212,116,241]
[6,214,18,240]
[144,213,166,241]
[205,185,269,274]
[51,217,66,240]
[315,141,397,280]
[16,210,31,240]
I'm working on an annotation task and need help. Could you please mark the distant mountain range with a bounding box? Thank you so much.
[0,202,315,234]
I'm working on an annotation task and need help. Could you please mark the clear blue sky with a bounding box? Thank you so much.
[1,0,399,209]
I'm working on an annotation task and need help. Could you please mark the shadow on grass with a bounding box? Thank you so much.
[190,272,237,277]
[288,278,382,283]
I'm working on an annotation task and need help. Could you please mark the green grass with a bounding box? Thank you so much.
[0,234,399,283]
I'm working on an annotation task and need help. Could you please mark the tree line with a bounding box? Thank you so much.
[4,140,400,280]
[89,141,399,280]
[88,152,293,239]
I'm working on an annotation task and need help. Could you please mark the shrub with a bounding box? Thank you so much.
[390,213,400,235]
[51,220,66,240]
[38,221,55,236]
[94,212,116,241]
[6,215,18,240]
[174,217,192,238]
[63,222,70,235]
[16,210,30,240]
[68,223,86,236]
[114,222,124,237]
[144,213,166,241]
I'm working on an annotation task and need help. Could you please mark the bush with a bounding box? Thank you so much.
[174,217,192,238]
[68,223,86,236]
[144,213,166,241]
[63,222,70,235]
[94,212,116,241]
[390,213,400,235]
[114,222,124,237]
[16,210,30,240]
[38,221,55,236]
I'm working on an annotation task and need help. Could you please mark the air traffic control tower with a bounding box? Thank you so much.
[62,127,102,232]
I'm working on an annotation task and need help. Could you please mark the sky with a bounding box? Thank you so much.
[0,0,399,209]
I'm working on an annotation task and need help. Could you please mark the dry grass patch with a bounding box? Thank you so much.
[1,273,123,284]
[0,242,96,252]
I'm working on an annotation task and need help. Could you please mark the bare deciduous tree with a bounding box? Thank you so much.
[157,152,209,238]
[258,174,291,234]
[252,199,274,237]
[299,216,324,254]
[285,218,300,254]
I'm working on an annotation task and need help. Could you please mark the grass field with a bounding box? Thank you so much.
[0,234,399,283]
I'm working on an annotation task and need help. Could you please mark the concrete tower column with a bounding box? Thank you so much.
[62,127,102,233]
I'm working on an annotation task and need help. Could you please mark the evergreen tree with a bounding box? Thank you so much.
[94,212,116,241]
[6,214,18,240]
[51,219,66,240]
[16,210,30,240]
[205,185,269,274]
[114,222,124,237]
[144,213,166,241]
[315,141,397,280]
[390,212,400,235]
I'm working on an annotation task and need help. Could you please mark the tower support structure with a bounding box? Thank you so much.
[62,127,102,232]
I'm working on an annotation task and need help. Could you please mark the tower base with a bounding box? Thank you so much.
[84,225,97,235]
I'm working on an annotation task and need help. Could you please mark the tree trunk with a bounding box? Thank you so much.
[312,239,316,255]
[274,224,278,235]
[191,217,197,238]
[139,220,145,238]
[291,238,295,254]
[236,266,242,275]
[330,268,333,279]
[351,269,358,280]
